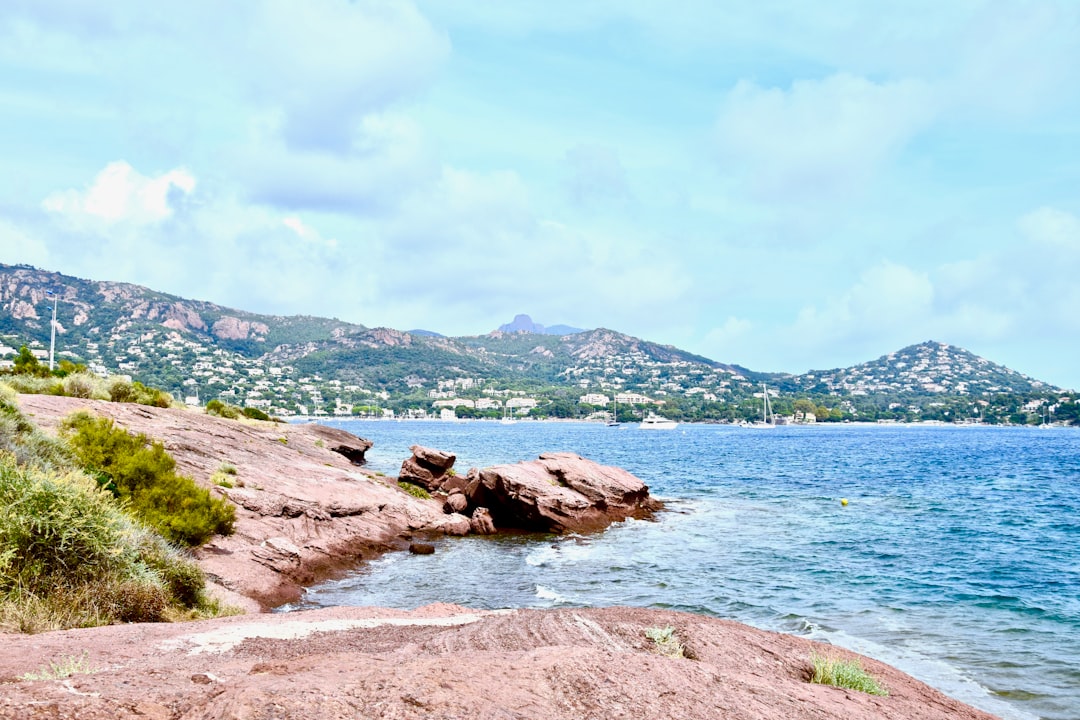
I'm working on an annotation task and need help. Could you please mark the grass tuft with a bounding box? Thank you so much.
[810,651,889,696]
[20,652,96,681]
[397,481,431,499]
[645,626,685,659]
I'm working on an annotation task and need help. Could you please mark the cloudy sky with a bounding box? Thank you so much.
[2,1,1079,388]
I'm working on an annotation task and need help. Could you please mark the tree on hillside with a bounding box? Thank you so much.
[10,346,50,377]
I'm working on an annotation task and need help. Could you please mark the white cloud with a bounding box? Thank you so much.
[42,161,195,226]
[716,74,937,199]
[0,219,51,267]
[702,316,753,357]
[235,111,435,213]
[790,261,934,349]
[243,0,449,153]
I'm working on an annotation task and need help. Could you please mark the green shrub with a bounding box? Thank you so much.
[61,412,235,547]
[645,626,685,658]
[241,407,270,421]
[397,481,431,499]
[0,454,218,631]
[810,652,888,696]
[1,374,63,396]
[108,378,172,408]
[205,398,241,419]
[0,387,73,471]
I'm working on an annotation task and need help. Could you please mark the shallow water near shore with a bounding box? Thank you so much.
[281,420,1080,720]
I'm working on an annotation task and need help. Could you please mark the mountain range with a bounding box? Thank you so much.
[0,263,1070,424]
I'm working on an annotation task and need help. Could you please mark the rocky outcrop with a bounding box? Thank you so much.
[305,423,372,465]
[0,604,1001,720]
[470,452,661,533]
[399,444,457,491]
[401,446,660,535]
[15,395,449,610]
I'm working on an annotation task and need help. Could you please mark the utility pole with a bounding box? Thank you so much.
[47,290,58,372]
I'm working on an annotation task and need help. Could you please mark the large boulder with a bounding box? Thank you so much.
[305,424,373,465]
[469,452,661,533]
[399,445,457,491]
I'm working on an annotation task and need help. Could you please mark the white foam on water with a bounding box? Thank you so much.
[525,546,559,567]
[535,585,573,605]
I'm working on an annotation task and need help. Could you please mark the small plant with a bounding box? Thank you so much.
[219,464,238,476]
[277,437,288,445]
[21,652,96,680]
[398,481,431,499]
[645,626,685,659]
[314,439,325,448]
[810,652,888,696]
[446,468,457,477]
[374,471,386,477]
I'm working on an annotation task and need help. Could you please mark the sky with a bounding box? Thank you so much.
[2,1,1079,389]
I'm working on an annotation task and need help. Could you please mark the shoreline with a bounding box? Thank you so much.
[7,394,1023,719]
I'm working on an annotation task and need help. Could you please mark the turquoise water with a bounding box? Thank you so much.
[283,421,1080,720]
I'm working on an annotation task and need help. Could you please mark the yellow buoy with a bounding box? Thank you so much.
[840,498,849,506]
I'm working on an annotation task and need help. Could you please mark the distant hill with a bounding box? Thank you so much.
[496,314,583,336]
[780,341,1054,397]
[407,329,444,338]
[1,264,1070,424]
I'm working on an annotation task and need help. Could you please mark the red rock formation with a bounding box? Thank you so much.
[0,604,1002,720]
[15,395,447,610]
[399,444,456,491]
[471,451,662,533]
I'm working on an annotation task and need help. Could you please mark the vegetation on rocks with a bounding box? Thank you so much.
[398,481,431,499]
[61,411,235,547]
[2,348,172,408]
[645,626,685,659]
[810,652,889,696]
[0,387,228,632]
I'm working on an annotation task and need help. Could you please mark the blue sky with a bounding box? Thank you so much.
[2,1,1079,388]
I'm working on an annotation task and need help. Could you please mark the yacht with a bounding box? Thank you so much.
[745,382,777,429]
[639,412,678,430]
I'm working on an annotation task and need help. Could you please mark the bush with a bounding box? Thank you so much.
[0,386,73,471]
[398,481,431,499]
[810,652,888,696]
[0,454,216,631]
[205,398,241,419]
[61,412,235,547]
[242,406,270,421]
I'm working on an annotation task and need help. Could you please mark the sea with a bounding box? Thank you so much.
[279,420,1080,720]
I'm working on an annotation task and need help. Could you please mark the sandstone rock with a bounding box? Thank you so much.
[443,493,468,514]
[439,474,470,495]
[412,445,456,471]
[474,452,661,533]
[470,507,496,535]
[306,424,373,465]
[400,445,457,491]
[409,542,436,555]
[429,513,471,536]
[398,457,441,490]
[0,604,1002,720]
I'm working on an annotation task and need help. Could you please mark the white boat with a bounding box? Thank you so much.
[639,412,678,430]
[607,396,620,426]
[745,382,777,429]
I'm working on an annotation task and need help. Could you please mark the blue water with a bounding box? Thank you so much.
[284,421,1080,720]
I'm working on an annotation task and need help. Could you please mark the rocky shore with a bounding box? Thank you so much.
[6,395,1001,720]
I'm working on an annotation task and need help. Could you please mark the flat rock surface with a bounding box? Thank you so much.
[15,395,447,609]
[0,604,999,720]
